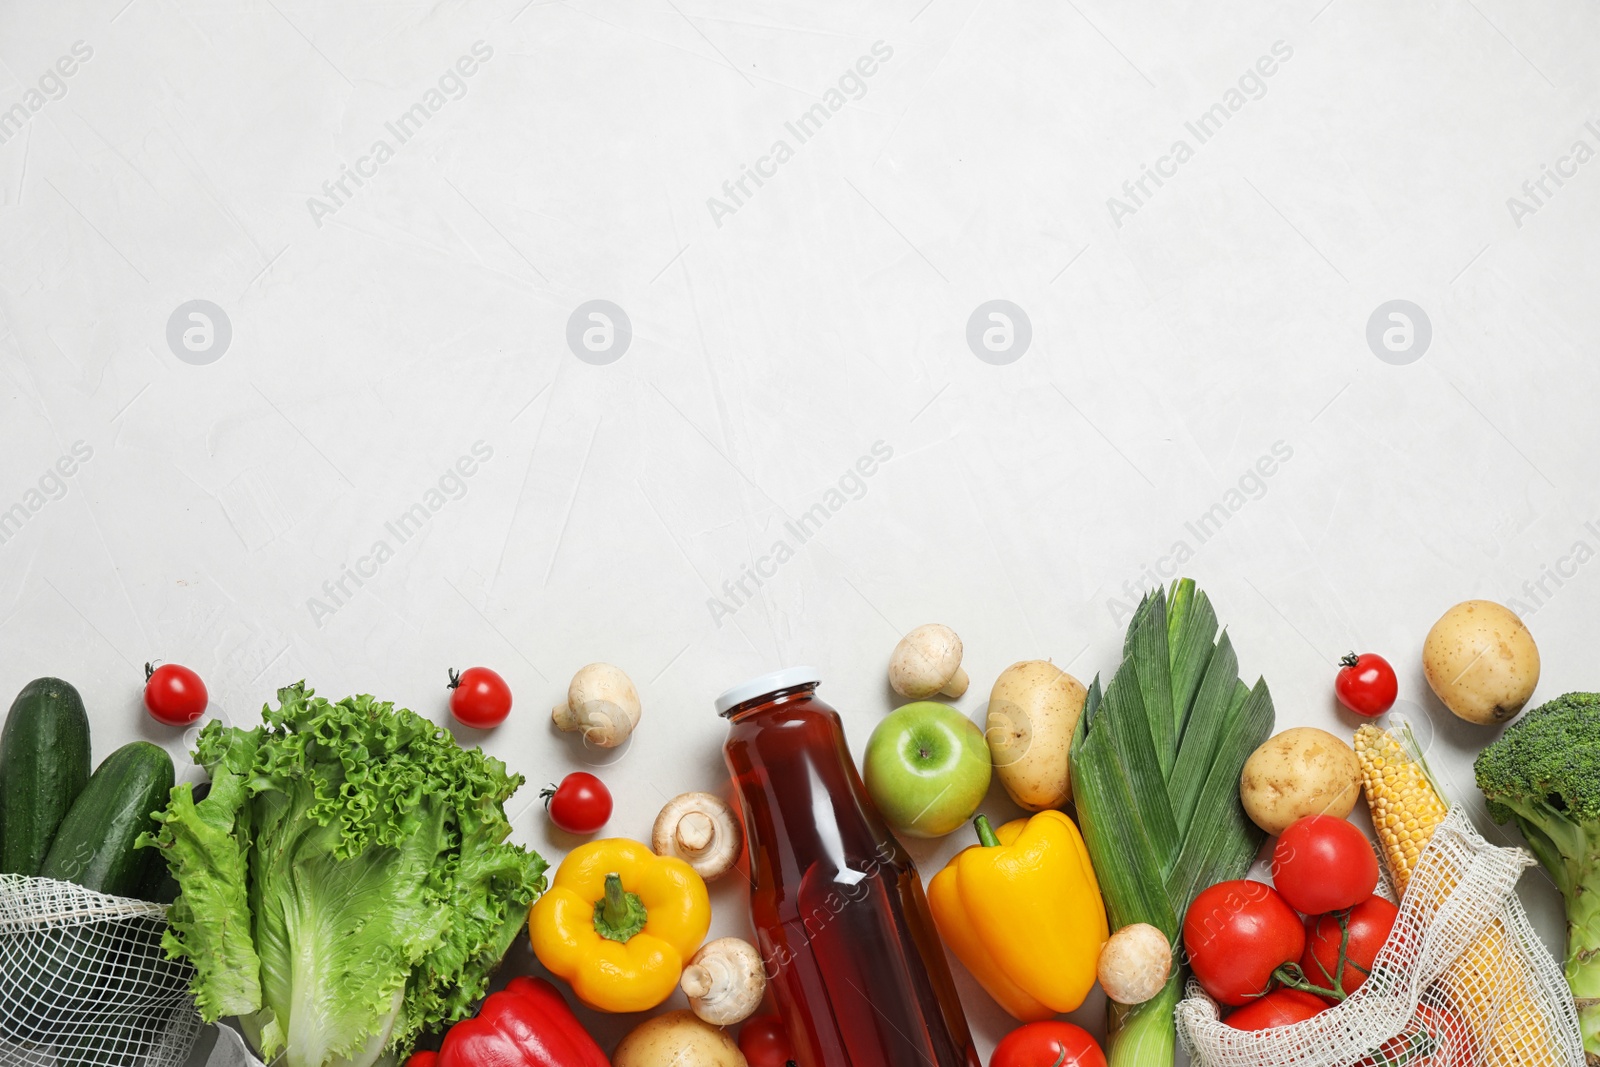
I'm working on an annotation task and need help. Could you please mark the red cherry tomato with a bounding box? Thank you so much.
[1183,880,1305,1006]
[738,1015,794,1067]
[447,667,511,728]
[1271,815,1380,915]
[1300,894,1398,1001]
[143,663,209,726]
[1224,988,1328,1030]
[540,772,612,835]
[990,1020,1106,1067]
[1335,652,1398,717]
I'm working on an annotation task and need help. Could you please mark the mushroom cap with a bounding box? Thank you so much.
[681,937,766,1026]
[1097,922,1172,1005]
[568,662,640,712]
[889,624,964,699]
[652,791,742,879]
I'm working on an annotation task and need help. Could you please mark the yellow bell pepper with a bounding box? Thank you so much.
[529,837,710,1013]
[927,810,1109,1021]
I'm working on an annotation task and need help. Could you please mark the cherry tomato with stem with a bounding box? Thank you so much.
[737,1015,795,1067]
[1335,652,1398,717]
[447,667,511,728]
[1224,988,1328,1031]
[1272,815,1380,915]
[143,663,209,726]
[1356,1002,1475,1067]
[541,772,612,835]
[990,1020,1106,1067]
[1183,880,1306,1006]
[1300,895,1398,1002]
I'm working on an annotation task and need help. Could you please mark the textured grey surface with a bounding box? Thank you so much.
[3,0,1597,1059]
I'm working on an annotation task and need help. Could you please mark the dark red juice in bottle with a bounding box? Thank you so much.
[716,668,980,1067]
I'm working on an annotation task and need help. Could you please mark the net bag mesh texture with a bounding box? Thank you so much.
[0,875,200,1067]
[1177,808,1585,1067]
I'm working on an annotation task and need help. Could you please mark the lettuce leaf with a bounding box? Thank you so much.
[144,683,547,1067]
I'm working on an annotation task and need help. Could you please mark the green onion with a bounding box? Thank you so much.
[1070,579,1276,1065]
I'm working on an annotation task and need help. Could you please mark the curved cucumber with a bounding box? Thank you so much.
[42,741,175,897]
[0,677,92,875]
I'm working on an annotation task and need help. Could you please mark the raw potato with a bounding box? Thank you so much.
[985,661,1087,811]
[1423,600,1540,725]
[1239,727,1361,836]
[613,1010,747,1067]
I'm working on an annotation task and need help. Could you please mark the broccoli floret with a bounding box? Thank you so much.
[1475,691,1600,1057]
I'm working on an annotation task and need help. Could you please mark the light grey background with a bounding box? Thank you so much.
[2,0,1596,1059]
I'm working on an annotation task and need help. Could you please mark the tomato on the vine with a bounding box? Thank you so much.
[737,1015,795,1067]
[448,667,511,728]
[1335,652,1398,717]
[143,663,209,726]
[1224,988,1328,1030]
[1183,880,1305,1006]
[1300,895,1398,1001]
[541,772,612,835]
[1271,815,1380,915]
[990,1021,1106,1067]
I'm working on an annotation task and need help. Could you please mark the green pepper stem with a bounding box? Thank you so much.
[592,872,649,943]
[974,814,1001,848]
[603,873,628,923]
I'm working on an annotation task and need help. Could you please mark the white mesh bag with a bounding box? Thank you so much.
[0,875,201,1067]
[1177,808,1585,1067]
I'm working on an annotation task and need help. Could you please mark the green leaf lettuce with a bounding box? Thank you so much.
[142,683,548,1067]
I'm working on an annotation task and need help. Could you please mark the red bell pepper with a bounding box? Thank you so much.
[405,977,608,1067]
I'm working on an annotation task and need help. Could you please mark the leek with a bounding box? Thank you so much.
[1070,579,1275,1065]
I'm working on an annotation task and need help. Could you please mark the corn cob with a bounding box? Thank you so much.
[1356,723,1451,895]
[1354,723,1565,1066]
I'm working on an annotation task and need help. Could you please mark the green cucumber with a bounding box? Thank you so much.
[42,741,175,897]
[0,677,92,875]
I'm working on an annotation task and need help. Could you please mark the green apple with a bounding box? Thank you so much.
[863,701,992,838]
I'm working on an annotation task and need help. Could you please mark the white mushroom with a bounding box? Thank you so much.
[653,791,742,880]
[1097,923,1172,1005]
[889,624,969,699]
[680,937,766,1026]
[551,663,640,748]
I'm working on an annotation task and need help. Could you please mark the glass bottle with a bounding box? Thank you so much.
[718,668,981,1067]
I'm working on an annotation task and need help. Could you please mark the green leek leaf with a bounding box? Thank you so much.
[1070,579,1276,1067]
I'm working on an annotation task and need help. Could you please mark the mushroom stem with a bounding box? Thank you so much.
[938,666,970,698]
[680,964,712,999]
[676,811,715,855]
[551,701,578,732]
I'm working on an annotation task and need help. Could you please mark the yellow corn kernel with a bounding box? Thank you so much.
[1353,724,1564,1066]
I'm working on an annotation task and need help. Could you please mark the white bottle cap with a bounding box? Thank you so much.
[714,666,822,716]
